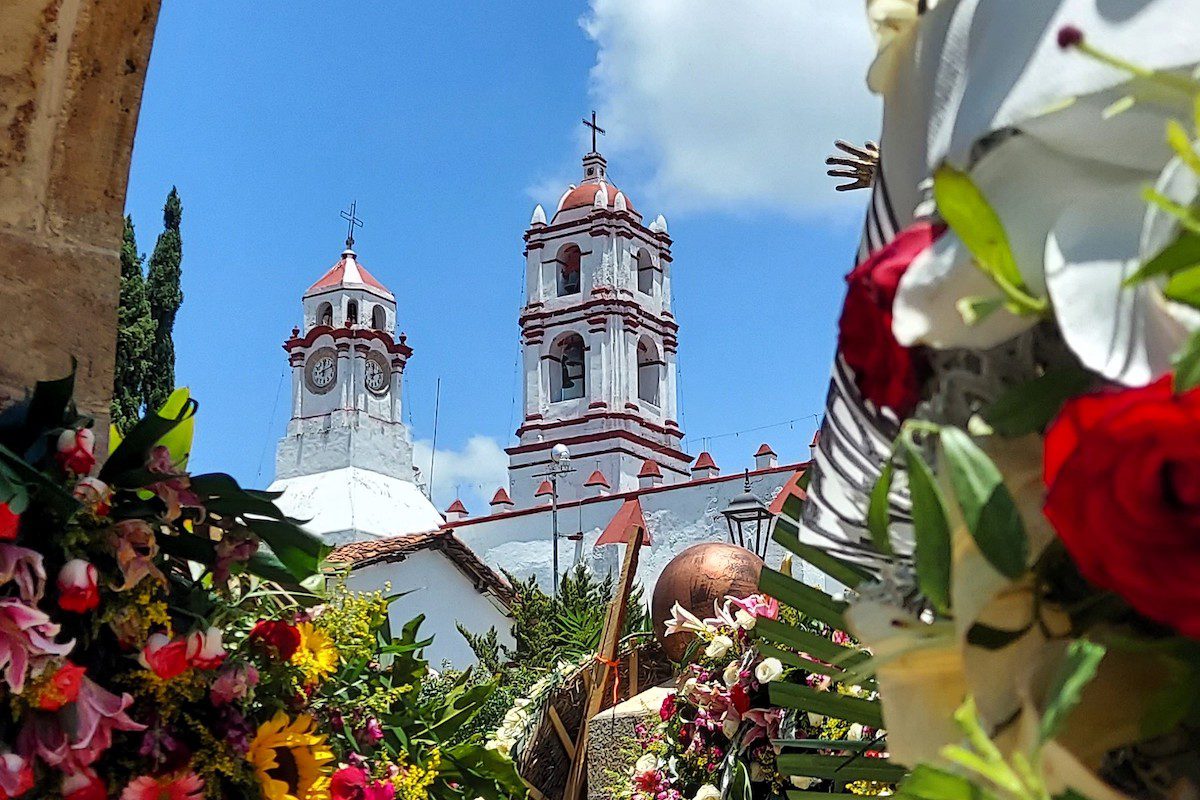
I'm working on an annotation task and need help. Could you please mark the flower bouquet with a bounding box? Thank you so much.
[0,370,521,799]
[759,4,1200,800]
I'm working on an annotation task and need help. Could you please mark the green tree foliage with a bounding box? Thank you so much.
[144,187,184,413]
[111,216,154,434]
[454,563,651,738]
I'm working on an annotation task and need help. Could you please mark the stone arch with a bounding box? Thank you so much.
[548,331,586,402]
[556,243,582,297]
[636,248,657,296]
[371,304,386,330]
[637,336,663,406]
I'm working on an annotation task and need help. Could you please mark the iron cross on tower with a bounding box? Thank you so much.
[340,201,363,249]
[582,110,605,153]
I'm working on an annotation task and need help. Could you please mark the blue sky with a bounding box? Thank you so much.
[125,1,880,511]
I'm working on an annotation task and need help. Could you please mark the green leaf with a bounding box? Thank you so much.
[933,165,1045,315]
[100,396,197,482]
[1143,186,1200,236]
[771,522,874,588]
[1174,330,1200,392]
[1038,639,1106,746]
[758,567,847,629]
[1165,265,1200,308]
[1167,119,1200,175]
[867,460,896,556]
[896,764,992,800]
[756,618,868,669]
[981,367,1093,437]
[956,296,1004,327]
[939,427,1028,579]
[902,438,952,613]
[776,753,906,783]
[770,682,883,728]
[1125,230,1200,285]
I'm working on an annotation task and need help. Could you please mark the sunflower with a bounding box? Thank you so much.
[247,711,334,800]
[292,622,339,685]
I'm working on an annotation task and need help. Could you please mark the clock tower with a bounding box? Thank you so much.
[269,235,443,545]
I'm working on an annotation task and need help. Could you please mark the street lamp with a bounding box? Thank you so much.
[721,470,774,559]
[535,444,575,598]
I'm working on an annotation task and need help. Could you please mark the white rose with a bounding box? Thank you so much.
[693,784,721,800]
[848,723,865,741]
[734,609,756,630]
[754,657,784,684]
[634,754,658,775]
[807,712,825,727]
[704,635,733,659]
[722,661,741,688]
[791,776,815,790]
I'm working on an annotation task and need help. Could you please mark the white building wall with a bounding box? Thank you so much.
[347,553,516,669]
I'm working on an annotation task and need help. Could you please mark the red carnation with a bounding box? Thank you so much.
[331,766,369,800]
[0,503,17,541]
[1044,376,1200,637]
[57,560,100,613]
[838,222,943,416]
[248,619,301,660]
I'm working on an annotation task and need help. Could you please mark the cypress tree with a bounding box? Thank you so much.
[144,187,184,413]
[111,216,155,433]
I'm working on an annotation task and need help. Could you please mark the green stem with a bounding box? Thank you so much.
[1078,42,1200,97]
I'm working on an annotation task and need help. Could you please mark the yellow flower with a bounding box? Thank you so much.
[292,623,339,685]
[248,711,334,800]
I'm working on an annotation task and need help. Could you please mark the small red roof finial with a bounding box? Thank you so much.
[755,443,777,457]
[584,470,610,489]
[446,499,468,515]
[637,458,663,479]
[490,487,513,506]
[692,452,718,472]
[535,480,555,498]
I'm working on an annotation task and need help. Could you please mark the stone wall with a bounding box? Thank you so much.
[0,0,161,439]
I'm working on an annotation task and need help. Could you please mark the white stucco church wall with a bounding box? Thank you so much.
[346,552,515,669]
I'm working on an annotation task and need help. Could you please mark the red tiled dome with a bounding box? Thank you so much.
[557,182,637,215]
[305,250,393,299]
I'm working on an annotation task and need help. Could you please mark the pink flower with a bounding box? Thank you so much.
[145,447,202,523]
[0,599,73,693]
[62,769,106,800]
[0,751,33,798]
[108,520,166,591]
[63,676,145,767]
[331,766,369,800]
[213,530,258,583]
[0,504,19,542]
[55,429,96,476]
[0,546,45,604]
[728,593,779,622]
[139,633,189,680]
[120,771,205,800]
[72,478,112,517]
[367,781,396,800]
[210,662,258,705]
[56,560,99,613]
[185,627,225,670]
[659,693,677,721]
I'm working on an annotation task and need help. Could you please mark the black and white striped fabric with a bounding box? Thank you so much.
[802,161,915,565]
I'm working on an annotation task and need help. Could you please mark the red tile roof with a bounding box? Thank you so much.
[535,480,554,497]
[755,443,777,457]
[637,459,662,479]
[584,469,610,489]
[558,181,637,214]
[490,488,513,506]
[692,451,717,471]
[446,499,468,515]
[306,251,392,297]
[328,530,514,606]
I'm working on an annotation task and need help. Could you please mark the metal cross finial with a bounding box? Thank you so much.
[582,110,605,154]
[340,201,364,248]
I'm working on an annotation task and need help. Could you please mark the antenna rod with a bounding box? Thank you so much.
[428,378,442,501]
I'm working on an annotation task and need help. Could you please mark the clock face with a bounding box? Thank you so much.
[305,350,338,394]
[364,355,390,395]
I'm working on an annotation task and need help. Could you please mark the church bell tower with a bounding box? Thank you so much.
[269,212,442,545]
[507,128,690,505]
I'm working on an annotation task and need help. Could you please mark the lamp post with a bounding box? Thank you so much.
[721,469,774,559]
[535,444,575,598]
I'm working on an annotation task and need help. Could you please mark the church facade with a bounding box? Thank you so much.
[270,141,825,665]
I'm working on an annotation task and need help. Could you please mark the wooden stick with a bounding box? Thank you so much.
[628,648,639,699]
[521,777,550,800]
[548,706,576,759]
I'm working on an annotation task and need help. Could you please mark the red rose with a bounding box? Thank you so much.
[0,503,18,542]
[248,619,301,660]
[35,662,86,711]
[139,633,190,680]
[659,692,676,721]
[838,222,943,416]
[1044,376,1200,637]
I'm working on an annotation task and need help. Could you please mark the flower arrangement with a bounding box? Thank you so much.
[761,8,1200,800]
[0,372,521,800]
[613,591,885,800]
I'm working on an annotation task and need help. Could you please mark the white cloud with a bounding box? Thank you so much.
[581,0,881,217]
[412,435,509,513]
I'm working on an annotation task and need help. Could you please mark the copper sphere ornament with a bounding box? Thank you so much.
[651,542,764,661]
